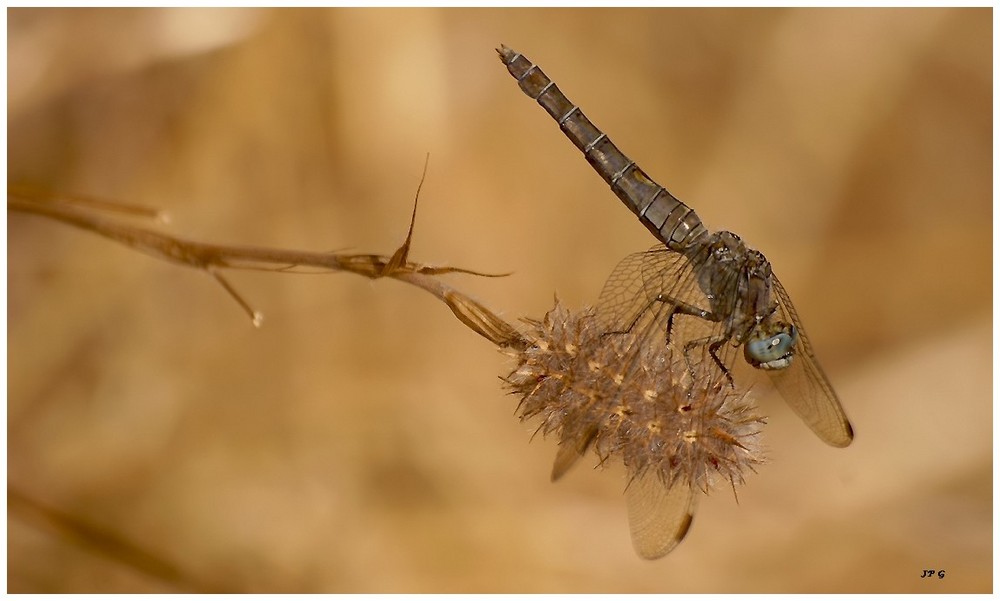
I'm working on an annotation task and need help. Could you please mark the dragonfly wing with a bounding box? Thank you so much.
[597,246,723,343]
[625,471,698,559]
[596,246,738,386]
[597,247,701,328]
[550,425,598,482]
[768,278,854,447]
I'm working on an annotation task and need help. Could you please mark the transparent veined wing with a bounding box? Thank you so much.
[625,470,698,559]
[597,246,730,355]
[596,246,707,334]
[596,245,745,388]
[768,277,854,447]
[550,425,597,482]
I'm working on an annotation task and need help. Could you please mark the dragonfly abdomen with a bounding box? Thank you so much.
[498,45,707,250]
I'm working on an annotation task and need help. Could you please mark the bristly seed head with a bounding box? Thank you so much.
[503,300,767,493]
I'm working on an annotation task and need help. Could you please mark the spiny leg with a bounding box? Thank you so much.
[682,333,734,388]
[663,298,717,347]
[603,292,716,353]
[707,337,734,387]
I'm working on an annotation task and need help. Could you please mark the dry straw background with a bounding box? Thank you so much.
[7,8,991,593]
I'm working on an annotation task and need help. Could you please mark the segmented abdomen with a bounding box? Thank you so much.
[497,45,707,251]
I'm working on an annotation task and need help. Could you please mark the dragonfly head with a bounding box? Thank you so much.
[744,321,797,370]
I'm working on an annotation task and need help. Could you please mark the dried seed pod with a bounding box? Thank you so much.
[503,300,767,558]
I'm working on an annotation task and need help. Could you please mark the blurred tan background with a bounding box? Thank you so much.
[7,8,991,593]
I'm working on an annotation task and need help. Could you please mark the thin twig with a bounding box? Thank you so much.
[8,184,167,222]
[208,267,264,327]
[8,487,225,592]
[8,192,525,349]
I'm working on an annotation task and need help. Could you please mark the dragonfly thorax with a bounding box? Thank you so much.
[693,231,775,335]
[691,231,795,372]
[691,231,746,316]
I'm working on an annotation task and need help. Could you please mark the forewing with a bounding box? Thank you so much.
[768,277,854,447]
[597,247,697,323]
[625,471,697,559]
[596,246,719,344]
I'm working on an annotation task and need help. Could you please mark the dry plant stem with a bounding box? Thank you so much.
[8,195,526,349]
[8,183,166,221]
[9,487,223,592]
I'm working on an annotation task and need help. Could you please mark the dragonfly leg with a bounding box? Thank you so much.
[681,333,733,388]
[662,297,716,346]
[707,337,734,387]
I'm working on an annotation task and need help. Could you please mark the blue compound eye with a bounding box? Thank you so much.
[745,324,797,370]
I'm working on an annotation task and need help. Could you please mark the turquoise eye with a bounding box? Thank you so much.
[745,324,797,369]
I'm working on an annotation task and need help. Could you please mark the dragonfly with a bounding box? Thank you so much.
[497,45,853,559]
